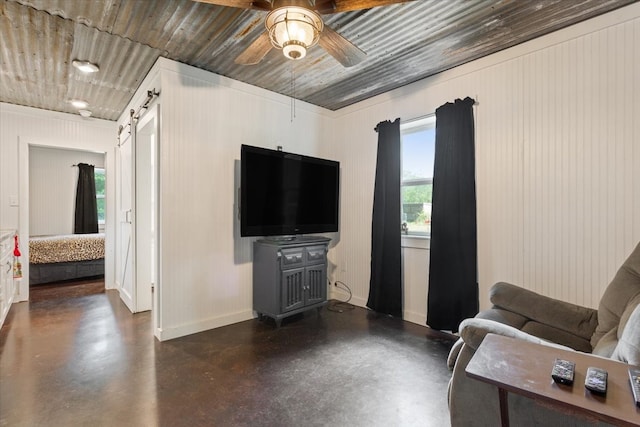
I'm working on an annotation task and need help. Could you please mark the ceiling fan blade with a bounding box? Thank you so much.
[235,31,274,65]
[318,25,366,67]
[312,0,339,14]
[192,0,272,11]
[328,0,415,14]
[193,0,414,13]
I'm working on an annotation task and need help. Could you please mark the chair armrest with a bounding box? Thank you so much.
[459,318,573,353]
[490,282,598,340]
[447,338,465,370]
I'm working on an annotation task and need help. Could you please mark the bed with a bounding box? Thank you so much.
[29,233,105,285]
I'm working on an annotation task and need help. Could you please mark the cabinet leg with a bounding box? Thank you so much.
[316,307,322,317]
[275,318,282,328]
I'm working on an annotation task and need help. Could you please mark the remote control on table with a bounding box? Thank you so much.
[585,367,608,396]
[551,358,575,385]
[630,368,640,407]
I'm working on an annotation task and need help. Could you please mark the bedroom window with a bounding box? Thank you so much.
[401,115,435,237]
[95,168,105,225]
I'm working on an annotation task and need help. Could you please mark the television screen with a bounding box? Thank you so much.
[240,145,339,237]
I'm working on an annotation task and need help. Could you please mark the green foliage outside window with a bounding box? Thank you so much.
[95,168,105,223]
[402,184,432,204]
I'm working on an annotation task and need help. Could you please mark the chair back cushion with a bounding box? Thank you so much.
[591,241,640,355]
[611,303,640,364]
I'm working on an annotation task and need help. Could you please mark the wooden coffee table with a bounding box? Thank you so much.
[465,333,640,427]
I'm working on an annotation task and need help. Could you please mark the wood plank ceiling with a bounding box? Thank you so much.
[0,0,636,121]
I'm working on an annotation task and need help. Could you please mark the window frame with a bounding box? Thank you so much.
[400,114,436,238]
[95,167,106,226]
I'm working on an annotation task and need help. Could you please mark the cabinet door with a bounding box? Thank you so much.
[305,264,327,306]
[281,268,305,313]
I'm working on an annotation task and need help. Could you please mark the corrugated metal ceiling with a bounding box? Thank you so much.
[0,0,636,120]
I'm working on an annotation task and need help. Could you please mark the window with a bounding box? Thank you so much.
[401,115,435,236]
[95,168,105,225]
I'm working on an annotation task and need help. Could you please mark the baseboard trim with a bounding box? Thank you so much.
[329,287,427,326]
[157,309,255,341]
[329,287,367,307]
[403,310,427,326]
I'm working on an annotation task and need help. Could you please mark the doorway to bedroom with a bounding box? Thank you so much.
[28,146,107,298]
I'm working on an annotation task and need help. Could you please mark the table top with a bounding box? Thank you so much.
[465,333,640,427]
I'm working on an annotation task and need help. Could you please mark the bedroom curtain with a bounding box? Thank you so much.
[74,163,98,234]
[367,118,403,318]
[426,97,478,332]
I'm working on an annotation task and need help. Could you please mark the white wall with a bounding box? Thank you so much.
[29,146,105,236]
[332,2,640,322]
[119,58,336,340]
[0,103,117,300]
[121,4,640,339]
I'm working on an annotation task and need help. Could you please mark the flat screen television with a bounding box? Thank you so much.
[240,144,340,237]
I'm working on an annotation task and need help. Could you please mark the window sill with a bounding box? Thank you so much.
[401,235,430,250]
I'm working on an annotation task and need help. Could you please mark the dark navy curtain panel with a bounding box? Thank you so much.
[367,118,403,318]
[427,97,478,332]
[74,163,99,234]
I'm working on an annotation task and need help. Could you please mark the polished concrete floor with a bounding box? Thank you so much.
[1,283,457,427]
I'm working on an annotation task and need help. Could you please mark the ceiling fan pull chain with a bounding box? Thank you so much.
[290,63,296,122]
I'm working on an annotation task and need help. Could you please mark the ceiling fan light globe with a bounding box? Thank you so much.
[266,6,323,60]
[283,42,306,60]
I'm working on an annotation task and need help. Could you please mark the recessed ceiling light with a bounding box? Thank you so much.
[72,60,99,73]
[70,99,89,109]
[79,109,92,118]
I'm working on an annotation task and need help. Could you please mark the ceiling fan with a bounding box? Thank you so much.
[194,0,415,67]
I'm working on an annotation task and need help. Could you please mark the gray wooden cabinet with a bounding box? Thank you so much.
[253,237,329,327]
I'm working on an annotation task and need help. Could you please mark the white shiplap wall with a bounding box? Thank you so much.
[332,3,640,321]
[0,103,117,300]
[29,146,105,236]
[123,59,336,340]
[520,21,640,307]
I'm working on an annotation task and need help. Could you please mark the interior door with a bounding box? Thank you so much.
[117,133,135,312]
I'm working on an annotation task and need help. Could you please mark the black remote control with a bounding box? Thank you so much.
[585,367,608,395]
[551,358,575,385]
[630,368,640,407]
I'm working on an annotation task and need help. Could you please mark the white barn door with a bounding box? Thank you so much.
[116,104,159,318]
[116,133,135,312]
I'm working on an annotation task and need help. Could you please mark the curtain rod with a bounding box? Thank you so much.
[375,97,479,131]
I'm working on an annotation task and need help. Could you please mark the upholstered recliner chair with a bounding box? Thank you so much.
[447,241,640,427]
